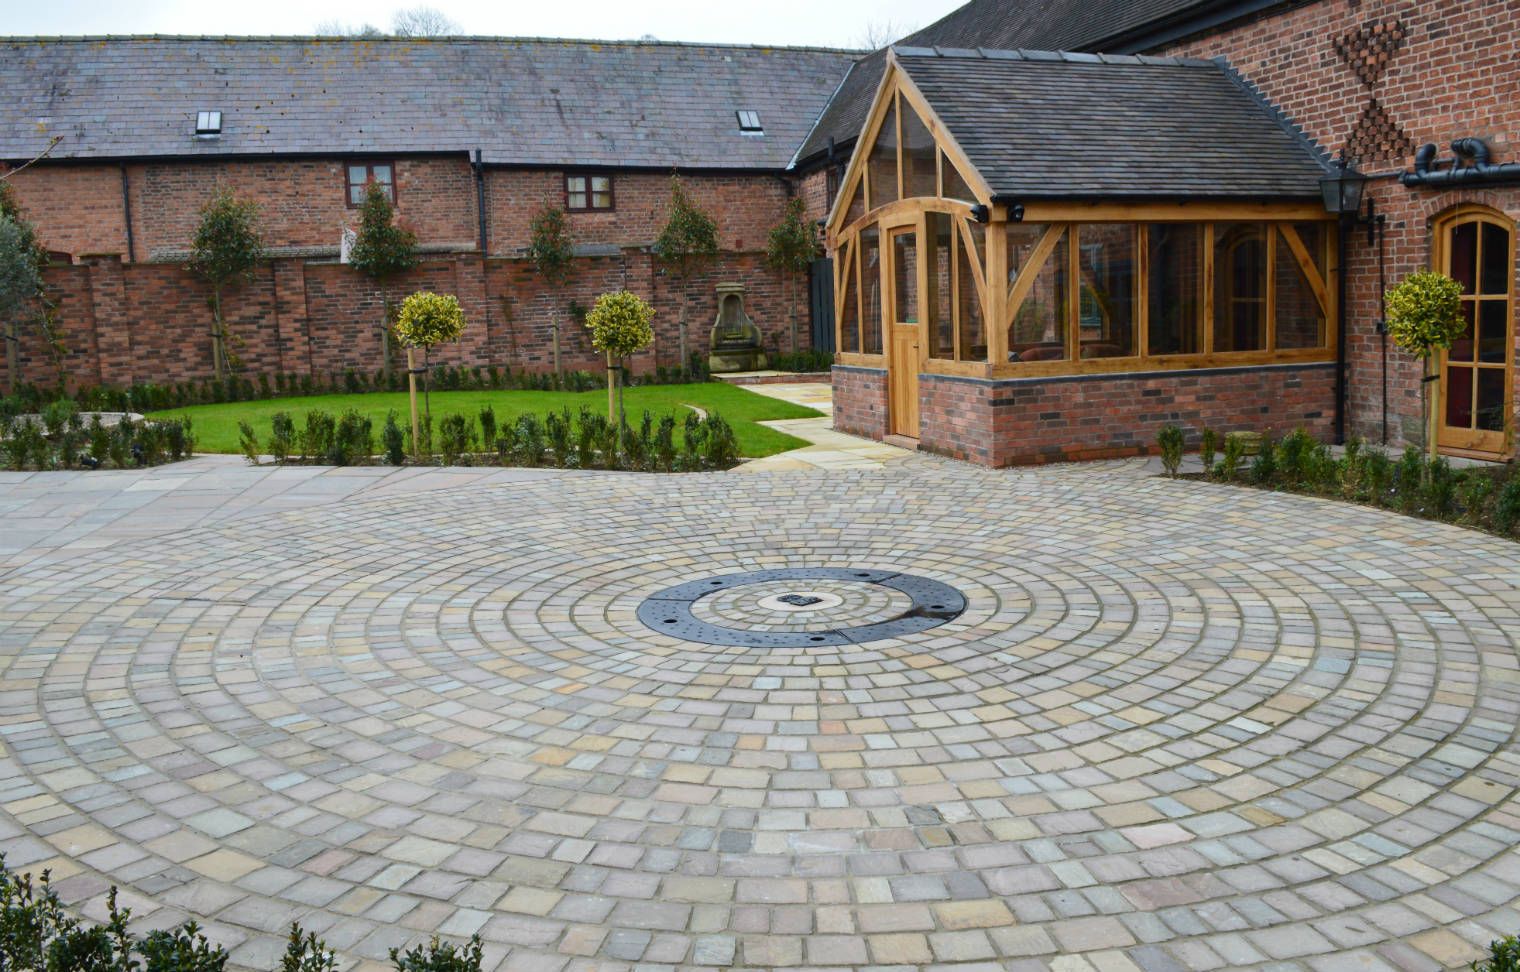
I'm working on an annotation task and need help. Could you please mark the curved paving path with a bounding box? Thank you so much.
[2,456,1519,972]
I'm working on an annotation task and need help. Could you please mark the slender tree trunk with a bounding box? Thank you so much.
[606,350,616,422]
[616,355,627,453]
[552,308,562,384]
[407,346,420,457]
[1425,355,1439,461]
[423,345,432,422]
[4,320,16,395]
[210,286,225,379]
[788,269,797,354]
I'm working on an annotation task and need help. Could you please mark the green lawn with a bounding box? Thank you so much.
[147,383,821,458]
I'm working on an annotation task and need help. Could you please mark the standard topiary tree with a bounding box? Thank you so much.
[524,205,575,381]
[348,181,419,377]
[394,291,467,434]
[1385,269,1464,459]
[584,289,654,432]
[764,196,820,354]
[188,187,265,379]
[652,174,718,376]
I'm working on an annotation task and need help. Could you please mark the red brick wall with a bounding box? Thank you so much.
[831,365,889,439]
[1161,0,1520,452]
[2,249,808,391]
[917,364,1338,466]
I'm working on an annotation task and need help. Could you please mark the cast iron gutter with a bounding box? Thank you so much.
[1100,0,1307,54]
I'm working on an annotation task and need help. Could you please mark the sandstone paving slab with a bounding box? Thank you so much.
[1,449,1519,970]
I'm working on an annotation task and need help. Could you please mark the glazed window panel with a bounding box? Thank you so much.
[861,227,883,354]
[838,248,860,353]
[957,221,987,362]
[1147,223,1203,355]
[1006,223,1050,286]
[1450,221,1478,293]
[1274,227,1327,350]
[940,151,975,203]
[1293,222,1328,278]
[891,228,918,323]
[1077,223,1137,359]
[1476,369,1507,431]
[1214,223,1268,352]
[1480,222,1510,295]
[901,104,937,199]
[927,212,955,359]
[867,100,898,210]
[1478,300,1508,363]
[843,179,866,228]
[1011,227,1069,362]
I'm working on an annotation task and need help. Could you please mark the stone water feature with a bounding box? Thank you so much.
[706,283,766,373]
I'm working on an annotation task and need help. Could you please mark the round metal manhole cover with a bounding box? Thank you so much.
[635,568,967,647]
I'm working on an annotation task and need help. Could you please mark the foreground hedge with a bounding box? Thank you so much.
[0,399,193,472]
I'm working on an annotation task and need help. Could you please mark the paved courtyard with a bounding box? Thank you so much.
[1,450,1519,972]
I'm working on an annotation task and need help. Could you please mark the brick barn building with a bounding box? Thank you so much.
[3,0,1518,465]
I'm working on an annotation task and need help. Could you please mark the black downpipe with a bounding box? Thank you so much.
[472,149,487,255]
[1374,205,1388,445]
[1335,213,1350,445]
[119,163,135,263]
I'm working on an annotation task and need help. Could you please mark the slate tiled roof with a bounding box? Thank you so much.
[794,0,1249,165]
[897,48,1329,199]
[0,36,856,170]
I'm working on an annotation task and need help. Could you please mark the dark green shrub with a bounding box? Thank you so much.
[653,414,677,471]
[544,409,573,467]
[624,411,652,470]
[1199,428,1217,476]
[268,413,294,464]
[237,421,260,465]
[138,922,227,972]
[486,365,501,388]
[1458,471,1496,523]
[1363,448,1393,506]
[1395,445,1427,511]
[88,416,110,466]
[108,418,132,468]
[1249,435,1277,484]
[1473,935,1520,972]
[679,411,708,470]
[1219,434,1245,481]
[576,407,605,469]
[1496,479,1520,535]
[390,935,482,972]
[300,410,335,462]
[137,423,167,466]
[329,410,373,465]
[478,405,497,450]
[513,414,545,466]
[281,924,337,972]
[1275,427,1316,485]
[701,415,739,468]
[594,414,620,467]
[437,413,471,465]
[382,412,406,466]
[1155,424,1184,477]
[163,418,192,461]
[1421,457,1457,519]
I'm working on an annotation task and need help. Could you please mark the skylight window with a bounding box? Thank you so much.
[195,111,223,137]
[736,110,763,134]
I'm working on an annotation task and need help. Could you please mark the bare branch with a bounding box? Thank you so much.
[391,6,459,37]
[0,136,64,183]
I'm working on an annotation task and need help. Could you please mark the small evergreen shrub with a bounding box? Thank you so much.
[382,412,406,466]
[238,421,260,465]
[390,935,483,972]
[1199,428,1217,476]
[1155,424,1184,477]
[268,413,295,464]
[1473,935,1520,972]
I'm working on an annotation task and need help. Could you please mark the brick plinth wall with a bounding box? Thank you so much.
[917,363,1337,467]
[832,365,888,440]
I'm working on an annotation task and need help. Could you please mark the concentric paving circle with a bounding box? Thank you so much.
[1,457,1519,972]
[637,567,968,646]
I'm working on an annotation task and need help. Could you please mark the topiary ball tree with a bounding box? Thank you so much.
[1385,270,1464,458]
[584,290,654,432]
[395,291,467,421]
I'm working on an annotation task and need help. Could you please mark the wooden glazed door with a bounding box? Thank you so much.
[886,225,922,438]
[1437,209,1515,458]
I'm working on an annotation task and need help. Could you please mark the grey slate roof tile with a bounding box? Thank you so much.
[897,50,1329,199]
[0,36,856,171]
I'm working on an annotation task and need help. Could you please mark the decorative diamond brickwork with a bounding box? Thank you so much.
[1344,98,1415,163]
[1333,19,1406,87]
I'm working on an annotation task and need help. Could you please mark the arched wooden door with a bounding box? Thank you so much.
[1435,207,1516,458]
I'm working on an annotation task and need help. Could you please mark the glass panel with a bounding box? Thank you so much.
[1478,300,1508,363]
[1450,221,1477,293]
[348,164,368,185]
[1011,227,1068,362]
[1147,223,1203,355]
[568,191,587,210]
[891,229,918,323]
[349,184,366,206]
[1077,224,1137,358]
[591,176,611,208]
[1275,227,1326,349]
[838,248,859,353]
[1445,364,1473,428]
[1477,368,1507,431]
[861,227,883,354]
[372,165,393,185]
[901,105,937,199]
[1292,222,1328,278]
[941,151,974,202]
[843,179,865,227]
[1449,302,1475,361]
[1214,223,1267,352]
[1480,221,1510,295]
[927,212,954,359]
[567,176,586,193]
[957,222,986,362]
[1006,223,1050,289]
[867,100,898,210]
[591,176,610,192]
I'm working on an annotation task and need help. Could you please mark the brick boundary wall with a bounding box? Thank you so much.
[2,249,809,391]
[831,365,889,440]
[916,363,1338,467]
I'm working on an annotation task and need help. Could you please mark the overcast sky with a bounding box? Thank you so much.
[5,0,962,50]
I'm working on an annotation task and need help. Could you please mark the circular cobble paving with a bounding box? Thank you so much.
[690,579,913,631]
[2,458,1520,972]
